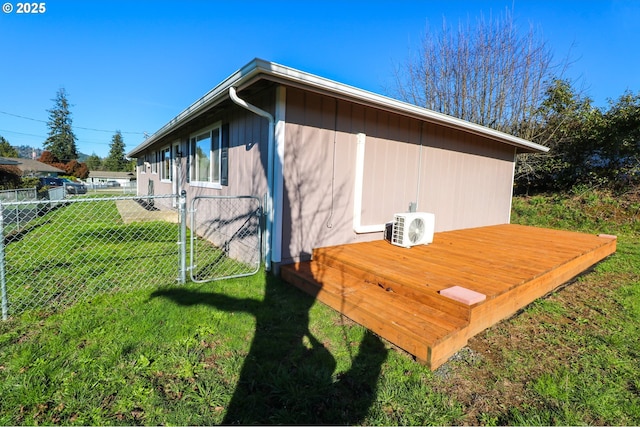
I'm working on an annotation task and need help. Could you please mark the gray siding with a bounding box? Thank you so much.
[419,127,515,231]
[136,84,517,267]
[136,91,273,200]
[282,87,516,263]
[134,90,273,262]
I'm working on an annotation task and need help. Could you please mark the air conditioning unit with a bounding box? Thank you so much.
[391,212,435,248]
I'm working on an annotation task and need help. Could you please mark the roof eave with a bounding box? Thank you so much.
[128,59,549,156]
[254,60,548,153]
[127,59,265,157]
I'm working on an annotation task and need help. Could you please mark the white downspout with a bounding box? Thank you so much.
[415,123,424,211]
[273,87,286,265]
[353,133,385,234]
[508,147,517,224]
[229,86,275,271]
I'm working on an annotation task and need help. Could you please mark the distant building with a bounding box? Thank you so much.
[85,171,136,187]
[0,157,65,177]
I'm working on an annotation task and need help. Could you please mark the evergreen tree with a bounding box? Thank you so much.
[44,88,78,162]
[0,136,19,157]
[86,153,102,170]
[104,131,128,171]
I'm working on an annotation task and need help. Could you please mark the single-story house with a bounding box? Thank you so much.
[0,157,65,177]
[128,58,548,272]
[0,158,23,188]
[85,171,136,187]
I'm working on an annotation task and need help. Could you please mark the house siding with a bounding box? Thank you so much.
[281,87,515,264]
[133,82,518,267]
[134,89,274,260]
[418,127,515,231]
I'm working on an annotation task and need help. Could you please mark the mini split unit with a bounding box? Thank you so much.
[390,212,435,248]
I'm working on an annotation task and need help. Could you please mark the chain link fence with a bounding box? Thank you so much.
[0,187,69,236]
[1,194,182,319]
[0,187,38,203]
[0,193,263,320]
[190,196,262,282]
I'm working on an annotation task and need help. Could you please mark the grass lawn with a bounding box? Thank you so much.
[0,188,639,425]
[3,198,180,317]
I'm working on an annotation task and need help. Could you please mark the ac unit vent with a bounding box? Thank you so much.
[391,212,435,248]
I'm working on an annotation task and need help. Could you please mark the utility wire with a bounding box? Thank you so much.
[0,129,44,139]
[0,110,146,135]
[0,129,137,147]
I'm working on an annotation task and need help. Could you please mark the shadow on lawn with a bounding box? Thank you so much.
[151,273,388,424]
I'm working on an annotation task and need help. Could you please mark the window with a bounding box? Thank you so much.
[160,146,172,181]
[138,157,146,174]
[189,123,228,187]
[151,151,158,174]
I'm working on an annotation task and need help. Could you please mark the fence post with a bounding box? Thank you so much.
[178,190,187,284]
[0,202,7,320]
[14,189,20,233]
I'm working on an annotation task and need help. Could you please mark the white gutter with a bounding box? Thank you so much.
[353,133,385,234]
[229,86,275,271]
[130,59,548,158]
[253,59,550,154]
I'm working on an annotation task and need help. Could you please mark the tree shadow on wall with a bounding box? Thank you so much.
[150,273,388,425]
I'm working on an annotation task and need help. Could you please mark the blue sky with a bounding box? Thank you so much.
[1,0,639,158]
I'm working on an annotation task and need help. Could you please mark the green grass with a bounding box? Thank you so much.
[460,188,640,425]
[0,188,639,425]
[0,275,460,425]
[4,200,181,316]
[190,236,258,281]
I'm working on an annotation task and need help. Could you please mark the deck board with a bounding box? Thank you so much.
[281,224,617,369]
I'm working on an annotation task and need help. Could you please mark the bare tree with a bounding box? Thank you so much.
[393,9,560,141]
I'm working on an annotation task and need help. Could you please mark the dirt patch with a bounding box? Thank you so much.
[115,199,179,224]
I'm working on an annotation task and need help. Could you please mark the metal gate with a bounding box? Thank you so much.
[0,192,263,320]
[188,195,262,283]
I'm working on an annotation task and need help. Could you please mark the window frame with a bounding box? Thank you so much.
[189,122,222,189]
[140,154,148,174]
[151,150,158,174]
[160,146,172,182]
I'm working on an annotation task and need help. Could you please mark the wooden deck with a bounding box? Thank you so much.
[281,224,617,370]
